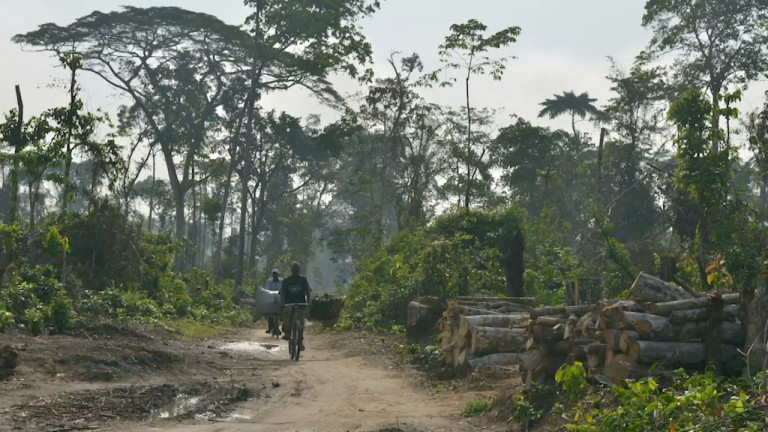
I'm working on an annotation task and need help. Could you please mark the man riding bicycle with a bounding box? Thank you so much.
[279,262,311,351]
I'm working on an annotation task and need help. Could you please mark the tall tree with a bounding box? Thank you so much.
[14,7,247,270]
[229,0,380,285]
[538,91,605,138]
[642,0,768,134]
[435,19,520,210]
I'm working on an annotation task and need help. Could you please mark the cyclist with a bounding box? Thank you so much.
[264,268,282,337]
[279,262,311,351]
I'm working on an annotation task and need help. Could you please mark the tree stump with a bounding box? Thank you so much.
[406,296,446,341]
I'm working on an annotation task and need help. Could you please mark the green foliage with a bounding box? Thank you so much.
[25,305,45,336]
[0,302,14,333]
[342,208,523,331]
[0,223,24,262]
[462,398,494,417]
[566,371,768,432]
[49,294,74,333]
[555,362,589,401]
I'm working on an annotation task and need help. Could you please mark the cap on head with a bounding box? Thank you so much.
[291,262,300,275]
[272,268,280,275]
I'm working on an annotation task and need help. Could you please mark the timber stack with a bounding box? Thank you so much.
[440,296,538,371]
[518,272,746,385]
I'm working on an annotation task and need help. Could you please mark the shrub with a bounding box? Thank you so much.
[462,398,494,417]
[25,305,46,336]
[49,294,74,333]
[0,302,14,333]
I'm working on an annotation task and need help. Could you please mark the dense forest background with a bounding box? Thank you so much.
[1,0,768,334]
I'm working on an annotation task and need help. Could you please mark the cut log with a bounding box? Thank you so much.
[601,301,650,319]
[459,314,529,339]
[630,272,693,303]
[624,341,742,366]
[457,296,540,306]
[536,316,565,326]
[530,305,594,319]
[619,330,640,353]
[541,340,573,356]
[456,306,501,316]
[601,329,623,352]
[470,326,527,356]
[468,353,521,370]
[628,313,673,340]
[677,321,745,345]
[650,293,740,315]
[586,343,607,369]
[668,304,740,324]
[406,296,446,341]
[603,354,649,385]
[532,324,564,342]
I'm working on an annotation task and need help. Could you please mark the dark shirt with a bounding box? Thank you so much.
[280,274,311,305]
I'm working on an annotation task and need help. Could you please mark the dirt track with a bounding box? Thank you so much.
[0,324,501,432]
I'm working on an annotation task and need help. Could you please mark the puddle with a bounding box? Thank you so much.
[219,341,282,354]
[153,395,201,420]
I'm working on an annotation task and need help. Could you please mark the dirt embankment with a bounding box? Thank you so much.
[0,323,511,432]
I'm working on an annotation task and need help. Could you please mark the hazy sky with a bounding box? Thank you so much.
[1,1,766,135]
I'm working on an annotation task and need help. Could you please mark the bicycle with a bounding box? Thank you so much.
[284,303,308,361]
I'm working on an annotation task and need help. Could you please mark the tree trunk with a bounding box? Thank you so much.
[650,293,740,315]
[468,353,520,370]
[464,74,471,211]
[148,150,155,232]
[622,312,673,340]
[459,314,529,341]
[235,177,248,286]
[530,305,594,319]
[630,272,693,303]
[173,191,186,271]
[504,229,525,297]
[457,296,539,306]
[470,326,526,357]
[214,155,235,275]
[603,354,648,385]
[668,304,740,324]
[619,330,639,353]
[8,85,23,225]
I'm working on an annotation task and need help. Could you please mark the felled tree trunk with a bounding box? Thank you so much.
[603,354,649,385]
[650,293,740,315]
[530,305,594,319]
[625,341,740,366]
[630,272,692,303]
[470,327,526,356]
[459,314,529,340]
[457,296,539,306]
[669,304,740,324]
[468,353,521,370]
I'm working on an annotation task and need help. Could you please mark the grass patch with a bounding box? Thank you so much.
[462,398,494,417]
[163,319,229,339]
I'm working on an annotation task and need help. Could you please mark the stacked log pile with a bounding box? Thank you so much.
[518,272,747,385]
[441,296,538,371]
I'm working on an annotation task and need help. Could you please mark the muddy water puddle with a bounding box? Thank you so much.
[219,341,283,355]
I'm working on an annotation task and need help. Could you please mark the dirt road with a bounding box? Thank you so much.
[1,324,501,432]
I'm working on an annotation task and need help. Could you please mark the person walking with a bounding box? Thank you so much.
[265,268,282,336]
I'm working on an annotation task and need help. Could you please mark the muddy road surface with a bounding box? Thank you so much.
[0,323,500,431]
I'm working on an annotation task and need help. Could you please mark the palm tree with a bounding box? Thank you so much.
[538,91,606,137]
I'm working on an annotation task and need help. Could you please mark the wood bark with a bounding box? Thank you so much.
[603,354,649,385]
[532,324,564,342]
[650,293,740,315]
[625,313,673,340]
[468,353,521,370]
[459,314,529,340]
[470,327,526,357]
[630,272,692,303]
[457,296,539,306]
[668,305,740,324]
[625,341,741,367]
[619,330,640,353]
[530,305,594,319]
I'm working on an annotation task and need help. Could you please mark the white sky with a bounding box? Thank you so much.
[1,0,767,138]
